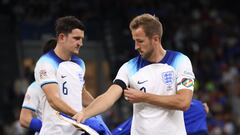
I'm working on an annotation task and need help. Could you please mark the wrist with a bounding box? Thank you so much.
[142,92,149,102]
[82,109,92,121]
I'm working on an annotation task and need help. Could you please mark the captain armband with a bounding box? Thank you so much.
[113,79,127,90]
[177,78,194,91]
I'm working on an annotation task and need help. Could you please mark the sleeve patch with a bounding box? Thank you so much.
[39,69,48,79]
[25,94,31,101]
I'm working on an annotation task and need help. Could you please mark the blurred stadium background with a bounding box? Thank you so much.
[0,0,239,134]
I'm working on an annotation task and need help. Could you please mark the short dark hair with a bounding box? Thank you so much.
[55,16,85,37]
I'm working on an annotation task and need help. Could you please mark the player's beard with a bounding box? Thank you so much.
[141,49,153,60]
[140,43,154,60]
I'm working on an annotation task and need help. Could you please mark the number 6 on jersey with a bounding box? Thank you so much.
[62,81,68,95]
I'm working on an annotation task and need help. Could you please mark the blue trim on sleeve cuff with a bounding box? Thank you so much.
[22,106,36,112]
[41,81,58,88]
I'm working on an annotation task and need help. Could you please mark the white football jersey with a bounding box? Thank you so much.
[34,50,85,135]
[114,50,195,135]
[22,81,44,123]
[57,61,85,112]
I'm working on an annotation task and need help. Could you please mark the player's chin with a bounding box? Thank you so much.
[73,50,80,55]
[140,54,147,59]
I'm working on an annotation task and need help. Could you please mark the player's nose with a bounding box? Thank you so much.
[77,41,83,47]
[135,43,140,50]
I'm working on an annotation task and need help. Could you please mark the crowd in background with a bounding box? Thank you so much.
[0,0,239,134]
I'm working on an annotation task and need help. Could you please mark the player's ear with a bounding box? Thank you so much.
[58,33,66,42]
[152,35,160,43]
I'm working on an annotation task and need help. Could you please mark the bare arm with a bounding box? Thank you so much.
[42,83,77,116]
[82,86,94,107]
[74,84,123,122]
[19,108,34,128]
[124,88,193,111]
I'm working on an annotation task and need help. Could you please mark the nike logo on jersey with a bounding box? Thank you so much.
[137,80,148,84]
[61,75,66,78]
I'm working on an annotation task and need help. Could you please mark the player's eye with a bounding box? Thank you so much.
[73,37,81,40]
[137,40,144,44]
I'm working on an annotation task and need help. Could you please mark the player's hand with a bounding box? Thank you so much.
[124,88,145,103]
[73,111,85,123]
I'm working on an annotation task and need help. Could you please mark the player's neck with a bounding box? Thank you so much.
[148,45,166,63]
[54,45,71,61]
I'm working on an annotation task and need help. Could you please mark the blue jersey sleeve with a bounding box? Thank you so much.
[111,117,132,135]
[184,99,208,134]
[83,115,112,135]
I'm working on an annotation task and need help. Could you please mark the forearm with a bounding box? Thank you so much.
[83,85,122,119]
[20,117,42,132]
[20,109,33,128]
[42,84,77,116]
[82,88,94,107]
[83,94,114,119]
[143,89,193,111]
[49,97,77,116]
[20,109,42,132]
[20,116,31,128]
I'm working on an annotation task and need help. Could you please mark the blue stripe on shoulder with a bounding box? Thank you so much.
[159,50,182,69]
[71,55,85,70]
[47,50,64,64]
[126,51,184,76]
[127,56,151,76]
[38,50,63,69]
